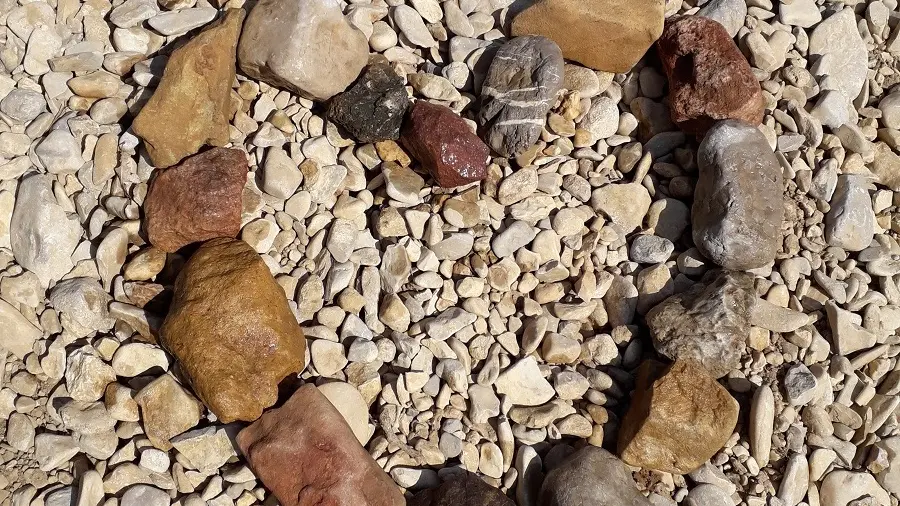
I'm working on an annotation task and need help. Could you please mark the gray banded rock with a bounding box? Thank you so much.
[478,36,564,158]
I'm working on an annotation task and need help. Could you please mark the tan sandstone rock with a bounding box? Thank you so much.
[132,9,244,168]
[160,238,306,423]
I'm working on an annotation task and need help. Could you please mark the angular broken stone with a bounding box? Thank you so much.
[143,148,247,253]
[238,0,369,101]
[646,270,755,379]
[401,100,490,188]
[693,120,783,270]
[132,9,244,167]
[327,57,410,143]
[657,16,764,135]
[618,360,739,474]
[478,36,564,157]
[134,373,202,450]
[237,384,405,506]
[160,238,306,422]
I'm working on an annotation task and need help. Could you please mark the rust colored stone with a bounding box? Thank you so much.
[160,238,306,423]
[237,384,405,506]
[618,360,738,474]
[144,147,247,253]
[657,16,764,135]
[400,100,489,188]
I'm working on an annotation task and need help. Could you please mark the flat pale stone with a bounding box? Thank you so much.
[495,357,555,406]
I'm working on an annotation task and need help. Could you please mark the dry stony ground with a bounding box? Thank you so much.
[1,0,900,505]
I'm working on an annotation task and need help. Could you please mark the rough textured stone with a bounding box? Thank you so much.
[808,9,868,106]
[144,148,247,253]
[238,0,369,101]
[237,384,405,506]
[0,298,43,360]
[693,120,783,270]
[327,57,409,143]
[618,360,739,474]
[511,0,664,73]
[160,238,306,423]
[401,101,490,188]
[10,174,82,286]
[478,36,564,157]
[825,175,875,252]
[408,474,514,506]
[646,270,755,379]
[539,447,652,506]
[132,9,244,168]
[134,373,202,450]
[658,16,764,135]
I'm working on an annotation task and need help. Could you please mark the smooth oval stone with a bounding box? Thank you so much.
[692,120,783,270]
[478,35,564,158]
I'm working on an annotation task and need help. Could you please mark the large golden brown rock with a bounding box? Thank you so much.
[511,0,664,73]
[132,9,244,168]
[237,384,405,506]
[144,147,247,253]
[160,238,305,423]
[618,360,738,474]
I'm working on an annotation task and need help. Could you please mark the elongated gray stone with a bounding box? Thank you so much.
[693,120,783,270]
[478,35,563,157]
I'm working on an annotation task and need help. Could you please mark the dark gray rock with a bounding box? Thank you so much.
[409,473,514,506]
[327,57,410,143]
[645,270,755,379]
[539,447,652,506]
[692,120,783,270]
[478,35,563,157]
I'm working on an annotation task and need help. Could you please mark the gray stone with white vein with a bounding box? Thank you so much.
[479,36,564,157]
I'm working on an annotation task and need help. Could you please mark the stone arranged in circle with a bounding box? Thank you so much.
[692,120,783,270]
[143,147,247,253]
[238,0,369,101]
[511,0,664,73]
[132,9,244,168]
[478,35,564,158]
[401,100,490,188]
[327,57,410,143]
[618,360,739,474]
[237,384,405,506]
[160,238,306,423]
[657,16,764,135]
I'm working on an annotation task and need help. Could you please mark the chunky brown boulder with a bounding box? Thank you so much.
[237,384,405,506]
[409,474,515,506]
[144,148,247,253]
[132,9,243,168]
[657,16,764,135]
[618,360,739,474]
[511,0,664,73]
[400,101,490,188]
[160,238,305,423]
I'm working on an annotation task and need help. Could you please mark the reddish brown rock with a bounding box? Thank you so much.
[657,16,764,135]
[409,474,514,506]
[160,238,305,423]
[618,360,739,474]
[400,100,489,188]
[237,384,405,506]
[144,148,247,253]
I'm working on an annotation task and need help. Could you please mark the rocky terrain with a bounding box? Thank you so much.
[0,0,898,505]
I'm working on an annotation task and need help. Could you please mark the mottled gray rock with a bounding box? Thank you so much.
[630,235,674,264]
[808,9,867,104]
[693,120,783,270]
[10,174,82,286]
[479,35,564,157]
[49,278,116,339]
[825,175,875,252]
[539,447,652,506]
[783,362,817,406]
[697,0,747,37]
[237,0,369,100]
[646,270,755,379]
[0,89,46,123]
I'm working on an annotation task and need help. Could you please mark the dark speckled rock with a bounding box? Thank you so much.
[400,101,490,188]
[409,474,515,506]
[327,57,409,143]
[539,447,652,506]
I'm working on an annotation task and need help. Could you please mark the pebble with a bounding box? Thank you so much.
[808,9,868,106]
[825,175,875,252]
[394,5,437,48]
[495,357,555,406]
[697,0,747,37]
[630,235,674,264]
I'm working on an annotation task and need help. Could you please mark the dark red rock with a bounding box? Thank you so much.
[237,384,405,506]
[657,16,764,135]
[409,474,515,506]
[400,100,490,188]
[144,148,247,253]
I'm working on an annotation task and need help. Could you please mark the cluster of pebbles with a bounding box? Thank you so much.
[2,0,900,505]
